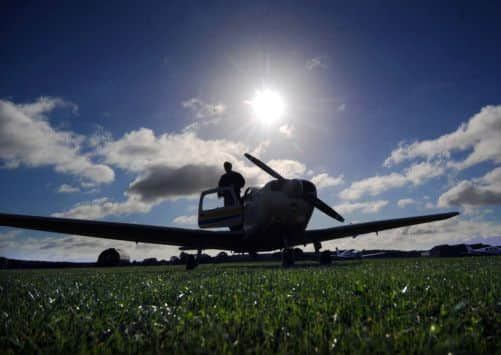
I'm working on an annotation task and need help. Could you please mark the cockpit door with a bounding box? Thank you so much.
[198,187,243,229]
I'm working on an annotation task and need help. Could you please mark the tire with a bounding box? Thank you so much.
[186,255,197,270]
[319,250,332,265]
[281,249,295,268]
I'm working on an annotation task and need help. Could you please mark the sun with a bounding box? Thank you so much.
[248,89,285,125]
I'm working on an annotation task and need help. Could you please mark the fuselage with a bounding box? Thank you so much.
[240,179,315,251]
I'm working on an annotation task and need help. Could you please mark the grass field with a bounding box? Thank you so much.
[1,257,500,354]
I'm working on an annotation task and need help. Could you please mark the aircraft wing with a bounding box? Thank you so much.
[0,213,244,250]
[303,212,459,244]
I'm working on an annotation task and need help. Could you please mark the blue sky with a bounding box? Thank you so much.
[1,1,501,261]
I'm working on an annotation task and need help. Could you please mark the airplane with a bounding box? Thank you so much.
[466,245,501,256]
[0,153,459,269]
[332,248,386,260]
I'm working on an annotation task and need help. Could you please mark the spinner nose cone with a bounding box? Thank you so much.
[301,179,317,198]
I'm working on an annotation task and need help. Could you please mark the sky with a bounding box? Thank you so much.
[1,1,501,261]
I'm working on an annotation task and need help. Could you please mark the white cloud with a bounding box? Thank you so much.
[438,166,501,207]
[0,233,182,262]
[57,184,80,193]
[384,105,501,170]
[340,161,445,200]
[52,196,152,219]
[172,215,197,225]
[182,98,225,119]
[0,97,114,184]
[311,173,344,189]
[340,173,407,200]
[319,217,501,252]
[279,124,295,138]
[305,57,327,71]
[397,198,416,208]
[334,200,389,214]
[0,230,21,241]
[98,128,247,173]
[404,161,445,184]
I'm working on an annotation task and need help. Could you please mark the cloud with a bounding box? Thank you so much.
[56,125,338,219]
[0,230,21,241]
[0,233,182,262]
[267,159,306,178]
[52,196,151,219]
[311,173,344,189]
[404,161,445,184]
[305,57,327,71]
[182,98,225,119]
[337,103,346,112]
[340,173,407,200]
[172,215,197,226]
[319,216,501,252]
[438,166,501,207]
[98,128,247,173]
[384,105,501,170]
[128,164,221,202]
[340,161,445,200]
[0,97,114,184]
[334,200,389,214]
[279,124,295,138]
[57,184,80,193]
[397,198,416,208]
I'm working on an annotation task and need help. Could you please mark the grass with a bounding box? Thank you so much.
[1,257,500,354]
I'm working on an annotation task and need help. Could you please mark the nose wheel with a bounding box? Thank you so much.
[281,248,295,268]
[185,249,202,270]
[319,250,332,265]
[314,241,332,265]
[185,254,197,270]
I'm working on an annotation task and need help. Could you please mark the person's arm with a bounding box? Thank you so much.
[238,174,246,189]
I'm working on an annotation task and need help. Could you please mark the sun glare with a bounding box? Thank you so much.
[249,89,285,125]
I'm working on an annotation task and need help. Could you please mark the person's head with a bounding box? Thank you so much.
[224,161,232,172]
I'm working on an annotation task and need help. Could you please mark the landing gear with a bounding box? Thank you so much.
[313,241,332,266]
[314,241,322,253]
[185,254,197,270]
[319,250,332,265]
[281,248,295,268]
[185,249,202,270]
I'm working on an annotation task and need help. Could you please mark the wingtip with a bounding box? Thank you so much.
[444,211,460,219]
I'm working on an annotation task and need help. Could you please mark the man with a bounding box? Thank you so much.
[218,161,245,206]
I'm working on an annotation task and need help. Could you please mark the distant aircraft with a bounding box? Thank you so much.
[466,245,501,256]
[0,153,459,269]
[333,248,386,260]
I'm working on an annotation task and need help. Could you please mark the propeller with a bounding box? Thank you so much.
[244,153,345,223]
[244,153,284,180]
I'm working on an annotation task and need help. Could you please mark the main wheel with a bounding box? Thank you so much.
[185,254,197,270]
[281,248,295,268]
[319,250,332,265]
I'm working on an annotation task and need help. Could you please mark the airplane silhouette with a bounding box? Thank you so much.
[0,153,459,269]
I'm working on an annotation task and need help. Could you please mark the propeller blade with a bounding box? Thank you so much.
[244,153,285,180]
[306,195,345,222]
